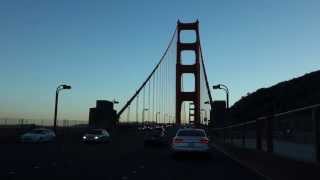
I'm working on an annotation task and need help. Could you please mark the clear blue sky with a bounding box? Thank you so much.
[1,0,320,121]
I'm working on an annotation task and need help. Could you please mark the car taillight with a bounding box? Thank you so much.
[200,138,209,144]
[173,138,183,144]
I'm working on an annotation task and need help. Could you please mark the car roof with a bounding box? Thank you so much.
[178,128,204,131]
[32,128,51,131]
[90,128,105,131]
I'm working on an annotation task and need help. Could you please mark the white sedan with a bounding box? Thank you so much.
[171,128,210,153]
[20,128,56,143]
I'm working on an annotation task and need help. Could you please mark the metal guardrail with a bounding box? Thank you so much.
[0,119,88,128]
[210,104,320,163]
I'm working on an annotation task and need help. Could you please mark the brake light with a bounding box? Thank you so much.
[200,138,209,144]
[173,138,183,144]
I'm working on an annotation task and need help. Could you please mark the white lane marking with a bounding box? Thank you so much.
[139,165,144,169]
[131,170,137,174]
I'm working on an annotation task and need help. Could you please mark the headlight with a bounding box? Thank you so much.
[94,136,99,139]
[82,136,87,139]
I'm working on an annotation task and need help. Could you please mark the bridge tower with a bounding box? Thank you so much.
[176,20,201,126]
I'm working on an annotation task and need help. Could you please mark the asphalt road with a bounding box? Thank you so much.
[0,128,265,180]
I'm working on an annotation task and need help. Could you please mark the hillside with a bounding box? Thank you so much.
[230,70,320,123]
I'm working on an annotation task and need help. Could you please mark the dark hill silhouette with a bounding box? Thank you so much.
[230,70,320,123]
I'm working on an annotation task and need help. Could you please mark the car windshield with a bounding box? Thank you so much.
[154,128,163,133]
[177,130,205,137]
[147,128,163,136]
[87,130,102,135]
[30,130,47,134]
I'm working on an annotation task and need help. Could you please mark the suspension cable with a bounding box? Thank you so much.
[117,29,177,118]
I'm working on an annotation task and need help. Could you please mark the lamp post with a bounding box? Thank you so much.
[54,84,72,133]
[212,84,229,109]
[142,108,148,125]
[156,112,160,125]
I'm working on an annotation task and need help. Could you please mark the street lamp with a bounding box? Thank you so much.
[142,108,148,125]
[156,112,160,125]
[212,84,229,109]
[54,84,72,133]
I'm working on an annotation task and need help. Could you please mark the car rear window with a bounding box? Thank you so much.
[87,130,102,134]
[30,130,47,134]
[177,130,205,137]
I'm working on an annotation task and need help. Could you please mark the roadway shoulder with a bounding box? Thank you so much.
[211,141,320,180]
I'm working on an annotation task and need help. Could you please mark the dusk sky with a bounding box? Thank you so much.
[1,0,320,121]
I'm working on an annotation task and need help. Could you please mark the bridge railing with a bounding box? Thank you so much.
[0,118,88,128]
[210,104,320,163]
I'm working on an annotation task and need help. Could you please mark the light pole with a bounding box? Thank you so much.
[142,108,148,125]
[212,84,229,109]
[156,112,160,125]
[54,84,72,133]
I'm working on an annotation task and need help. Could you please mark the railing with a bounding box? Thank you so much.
[210,104,320,163]
[0,118,87,128]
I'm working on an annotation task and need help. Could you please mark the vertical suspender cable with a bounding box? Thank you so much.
[148,79,150,123]
[143,87,145,124]
[136,94,139,124]
[127,106,130,123]
[152,75,155,122]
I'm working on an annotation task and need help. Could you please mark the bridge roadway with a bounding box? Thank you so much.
[0,127,265,180]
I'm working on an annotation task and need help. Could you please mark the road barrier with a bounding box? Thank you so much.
[0,118,87,128]
[210,104,320,163]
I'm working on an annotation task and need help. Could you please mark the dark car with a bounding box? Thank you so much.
[81,129,111,143]
[144,127,168,146]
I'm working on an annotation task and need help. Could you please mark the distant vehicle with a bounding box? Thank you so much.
[144,127,168,146]
[171,128,210,154]
[138,125,154,132]
[82,129,110,143]
[20,128,56,143]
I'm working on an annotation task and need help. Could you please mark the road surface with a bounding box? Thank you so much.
[0,128,265,180]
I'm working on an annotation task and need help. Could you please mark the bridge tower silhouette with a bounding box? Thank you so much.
[176,21,201,126]
[117,20,212,127]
